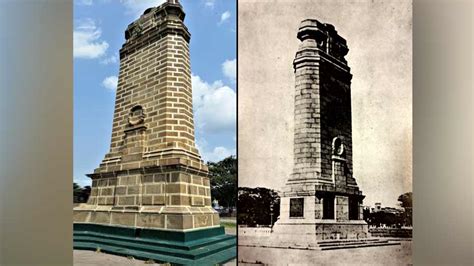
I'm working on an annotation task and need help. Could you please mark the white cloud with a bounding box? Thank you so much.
[203,146,235,163]
[204,0,215,8]
[196,86,235,132]
[192,75,223,107]
[192,75,236,133]
[76,0,93,5]
[74,175,92,187]
[74,19,109,59]
[75,0,113,5]
[222,59,236,83]
[100,55,119,65]
[196,139,235,163]
[120,0,165,18]
[102,76,118,91]
[219,11,231,24]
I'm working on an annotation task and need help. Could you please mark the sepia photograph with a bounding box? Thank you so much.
[238,0,412,265]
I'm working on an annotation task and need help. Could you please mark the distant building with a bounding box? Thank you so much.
[370,203,404,214]
[373,202,382,212]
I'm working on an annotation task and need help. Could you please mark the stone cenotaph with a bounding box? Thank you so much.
[272,19,369,242]
[73,1,236,264]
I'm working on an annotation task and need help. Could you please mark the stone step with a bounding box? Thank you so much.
[320,241,400,251]
[239,239,401,251]
[74,224,236,265]
[238,240,319,250]
[319,240,388,247]
[74,240,236,265]
[317,238,381,245]
[74,234,235,260]
[74,230,234,251]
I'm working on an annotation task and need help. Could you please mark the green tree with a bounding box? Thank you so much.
[81,186,91,202]
[73,182,82,203]
[208,156,237,208]
[73,182,91,204]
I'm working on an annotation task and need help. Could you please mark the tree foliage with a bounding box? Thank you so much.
[208,156,237,208]
[398,191,413,226]
[73,182,91,203]
[364,211,403,228]
[238,187,280,227]
[363,191,413,227]
[398,192,413,208]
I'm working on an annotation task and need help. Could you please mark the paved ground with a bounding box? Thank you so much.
[74,227,236,265]
[74,250,160,266]
[74,250,237,266]
[238,241,412,265]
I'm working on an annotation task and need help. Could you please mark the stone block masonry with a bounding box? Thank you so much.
[73,2,235,264]
[273,19,368,241]
[74,0,219,231]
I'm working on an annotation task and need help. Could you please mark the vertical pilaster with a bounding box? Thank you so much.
[335,195,349,221]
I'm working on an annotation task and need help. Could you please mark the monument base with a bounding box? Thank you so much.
[272,220,369,243]
[73,223,236,265]
[74,204,220,230]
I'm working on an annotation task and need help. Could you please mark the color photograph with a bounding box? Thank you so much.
[72,0,237,264]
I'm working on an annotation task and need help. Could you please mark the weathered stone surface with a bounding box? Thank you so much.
[73,0,219,231]
[137,213,165,228]
[90,211,112,224]
[74,211,90,223]
[335,195,349,222]
[111,212,136,227]
[166,215,193,230]
[193,214,210,228]
[273,19,368,240]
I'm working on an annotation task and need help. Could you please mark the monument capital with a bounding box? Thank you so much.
[296,19,349,64]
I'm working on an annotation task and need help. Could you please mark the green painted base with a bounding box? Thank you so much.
[73,223,236,265]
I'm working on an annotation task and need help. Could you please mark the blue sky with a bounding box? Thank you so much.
[74,0,236,187]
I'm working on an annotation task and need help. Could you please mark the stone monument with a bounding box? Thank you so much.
[73,1,236,264]
[272,19,369,241]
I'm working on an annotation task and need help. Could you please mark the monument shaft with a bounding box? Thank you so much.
[274,19,368,240]
[74,2,236,264]
[74,0,218,231]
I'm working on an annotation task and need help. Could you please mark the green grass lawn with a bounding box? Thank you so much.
[221,221,236,229]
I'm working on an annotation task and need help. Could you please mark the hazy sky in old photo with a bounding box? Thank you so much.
[238,0,412,207]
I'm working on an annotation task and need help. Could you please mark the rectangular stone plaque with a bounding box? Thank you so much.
[289,198,304,218]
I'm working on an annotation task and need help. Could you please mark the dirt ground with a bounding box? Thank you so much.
[238,241,412,266]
